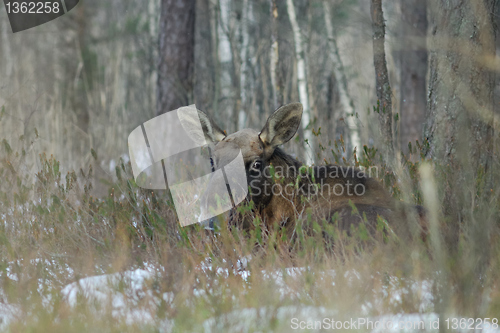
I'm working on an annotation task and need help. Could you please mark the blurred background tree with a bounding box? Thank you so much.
[157,0,195,116]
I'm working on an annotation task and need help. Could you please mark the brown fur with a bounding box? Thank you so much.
[247,148,394,227]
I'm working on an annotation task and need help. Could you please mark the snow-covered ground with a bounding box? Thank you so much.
[0,263,498,332]
[61,267,168,325]
[0,302,19,330]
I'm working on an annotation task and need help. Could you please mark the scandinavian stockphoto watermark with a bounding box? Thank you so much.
[127,105,247,227]
[245,164,379,198]
[2,0,79,33]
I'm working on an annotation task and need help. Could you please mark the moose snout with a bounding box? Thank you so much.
[200,216,218,231]
[199,210,232,231]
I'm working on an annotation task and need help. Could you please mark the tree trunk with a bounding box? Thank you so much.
[399,0,427,154]
[370,0,394,162]
[157,0,196,115]
[425,0,495,170]
[211,0,221,124]
[425,0,496,313]
[76,3,91,134]
[0,17,13,77]
[194,0,215,114]
[216,0,235,132]
[238,0,250,129]
[286,0,314,165]
[56,2,92,135]
[323,0,360,155]
[270,0,282,110]
[495,0,500,159]
[228,0,242,132]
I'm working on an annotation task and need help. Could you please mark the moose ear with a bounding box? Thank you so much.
[259,102,303,153]
[179,107,226,144]
[196,109,226,143]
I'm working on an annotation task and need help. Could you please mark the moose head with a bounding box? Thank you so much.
[193,103,310,228]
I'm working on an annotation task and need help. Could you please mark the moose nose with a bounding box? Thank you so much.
[200,217,220,231]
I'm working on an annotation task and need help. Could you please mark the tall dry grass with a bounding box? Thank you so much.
[0,125,498,331]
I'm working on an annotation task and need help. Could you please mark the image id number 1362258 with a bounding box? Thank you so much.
[5,1,60,14]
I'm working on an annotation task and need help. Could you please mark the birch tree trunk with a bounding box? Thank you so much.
[217,0,235,131]
[238,0,250,129]
[227,0,241,132]
[269,0,282,110]
[370,0,394,162]
[305,3,316,122]
[286,0,314,165]
[323,0,360,154]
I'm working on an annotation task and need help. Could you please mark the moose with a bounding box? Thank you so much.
[193,102,425,241]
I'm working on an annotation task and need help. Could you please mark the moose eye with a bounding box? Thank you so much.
[252,160,262,170]
[249,160,262,177]
[209,157,215,172]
